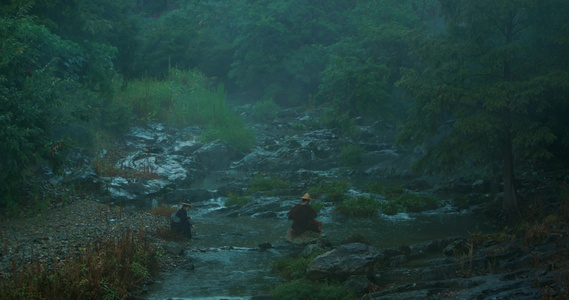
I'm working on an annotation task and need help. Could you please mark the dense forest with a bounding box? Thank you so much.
[1,0,569,216]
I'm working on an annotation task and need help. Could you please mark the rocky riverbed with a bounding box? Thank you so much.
[2,193,569,299]
[0,196,192,282]
[2,106,569,299]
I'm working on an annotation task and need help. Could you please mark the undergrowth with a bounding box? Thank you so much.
[112,67,255,151]
[0,228,159,300]
[336,195,380,217]
[271,279,354,300]
[225,192,252,207]
[369,183,439,215]
[307,180,350,203]
[247,174,290,195]
[271,253,353,300]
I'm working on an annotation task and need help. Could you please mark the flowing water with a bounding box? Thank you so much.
[146,196,494,299]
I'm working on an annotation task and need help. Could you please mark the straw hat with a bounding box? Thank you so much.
[300,193,313,201]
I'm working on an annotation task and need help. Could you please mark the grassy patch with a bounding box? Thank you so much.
[225,192,252,207]
[272,255,315,280]
[271,279,354,300]
[369,183,439,215]
[112,68,255,151]
[307,180,350,203]
[246,174,290,195]
[336,195,380,217]
[378,193,439,215]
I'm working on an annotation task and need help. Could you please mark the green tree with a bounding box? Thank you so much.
[318,0,435,119]
[0,7,103,207]
[397,0,569,214]
[228,0,353,106]
[131,1,233,80]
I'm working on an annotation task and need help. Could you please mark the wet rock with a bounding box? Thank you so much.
[344,275,372,297]
[442,238,470,257]
[195,139,242,170]
[340,233,370,245]
[299,239,330,258]
[163,242,184,255]
[286,228,321,245]
[306,243,383,281]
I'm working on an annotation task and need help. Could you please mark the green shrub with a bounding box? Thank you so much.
[310,200,326,212]
[379,193,439,215]
[397,193,439,213]
[200,116,256,152]
[367,183,403,196]
[247,174,290,194]
[113,68,256,151]
[307,180,350,203]
[340,144,363,165]
[368,183,439,215]
[379,201,401,216]
[272,256,314,280]
[271,279,353,300]
[251,98,280,121]
[225,192,252,207]
[319,109,362,139]
[336,195,379,217]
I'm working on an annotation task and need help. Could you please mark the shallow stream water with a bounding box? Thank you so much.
[146,196,494,299]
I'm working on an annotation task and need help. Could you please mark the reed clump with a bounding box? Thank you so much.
[0,228,159,300]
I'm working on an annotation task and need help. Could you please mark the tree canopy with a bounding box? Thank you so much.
[397,0,569,213]
[1,0,568,215]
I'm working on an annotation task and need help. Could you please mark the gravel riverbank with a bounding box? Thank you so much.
[0,197,191,280]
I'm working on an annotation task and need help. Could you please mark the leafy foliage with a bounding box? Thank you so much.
[229,0,353,105]
[336,195,380,217]
[271,279,353,300]
[114,68,255,151]
[369,184,439,215]
[225,192,252,207]
[397,0,569,212]
[307,180,350,203]
[317,0,433,119]
[246,174,291,195]
[251,98,280,121]
[0,11,80,206]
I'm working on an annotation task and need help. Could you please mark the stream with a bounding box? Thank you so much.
[146,196,494,299]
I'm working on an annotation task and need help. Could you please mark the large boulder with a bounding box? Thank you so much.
[286,228,321,245]
[195,139,242,170]
[306,243,383,281]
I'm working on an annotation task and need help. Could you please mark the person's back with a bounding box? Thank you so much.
[287,193,321,235]
[171,203,193,239]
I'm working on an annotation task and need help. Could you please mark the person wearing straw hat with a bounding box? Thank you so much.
[287,193,322,235]
[171,202,195,239]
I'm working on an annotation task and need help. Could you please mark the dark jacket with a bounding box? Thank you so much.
[171,208,193,238]
[287,203,319,234]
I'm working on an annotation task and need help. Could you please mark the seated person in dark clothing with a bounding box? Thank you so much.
[287,193,322,235]
[171,203,194,239]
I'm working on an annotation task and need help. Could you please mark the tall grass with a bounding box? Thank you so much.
[112,68,255,151]
[0,228,159,300]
